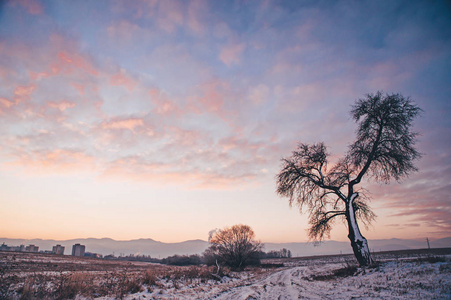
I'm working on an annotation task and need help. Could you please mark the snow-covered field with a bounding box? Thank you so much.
[122,255,451,299]
[1,250,450,299]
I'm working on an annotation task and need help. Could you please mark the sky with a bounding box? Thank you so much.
[0,0,450,244]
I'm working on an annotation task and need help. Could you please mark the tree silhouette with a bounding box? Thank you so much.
[205,224,262,270]
[276,92,422,266]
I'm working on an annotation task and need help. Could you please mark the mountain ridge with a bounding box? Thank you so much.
[1,237,449,258]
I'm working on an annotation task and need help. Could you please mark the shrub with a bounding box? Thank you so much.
[54,272,92,299]
[116,271,143,299]
[307,263,358,281]
[142,270,157,286]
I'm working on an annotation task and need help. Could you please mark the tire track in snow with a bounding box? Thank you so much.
[212,267,316,299]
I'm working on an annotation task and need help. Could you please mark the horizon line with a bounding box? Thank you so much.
[1,236,449,244]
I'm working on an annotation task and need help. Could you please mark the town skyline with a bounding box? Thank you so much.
[0,0,450,243]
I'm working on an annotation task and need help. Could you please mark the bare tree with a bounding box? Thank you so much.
[204,224,262,270]
[276,92,421,266]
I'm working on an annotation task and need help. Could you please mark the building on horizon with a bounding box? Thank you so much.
[25,244,39,252]
[52,244,65,255]
[1,243,27,252]
[72,244,85,257]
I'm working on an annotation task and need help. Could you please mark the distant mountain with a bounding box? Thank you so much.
[265,237,451,257]
[1,237,449,258]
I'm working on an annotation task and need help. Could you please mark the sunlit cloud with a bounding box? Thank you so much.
[6,148,97,175]
[10,0,44,15]
[107,20,141,40]
[0,0,449,241]
[102,117,145,132]
[219,42,246,66]
[156,0,184,33]
[47,100,76,112]
[186,0,208,35]
[109,71,137,92]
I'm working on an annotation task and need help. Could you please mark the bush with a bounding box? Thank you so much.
[116,271,143,299]
[54,272,92,299]
[306,263,358,281]
[142,270,157,286]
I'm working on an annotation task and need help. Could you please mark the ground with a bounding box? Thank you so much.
[1,249,450,299]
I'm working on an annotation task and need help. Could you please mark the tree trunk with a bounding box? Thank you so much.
[346,193,373,266]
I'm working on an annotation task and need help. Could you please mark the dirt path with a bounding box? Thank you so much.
[209,259,450,300]
[212,267,326,299]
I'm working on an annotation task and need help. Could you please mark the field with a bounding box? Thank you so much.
[1,248,450,299]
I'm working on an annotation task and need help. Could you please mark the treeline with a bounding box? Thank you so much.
[258,248,292,259]
[114,248,291,266]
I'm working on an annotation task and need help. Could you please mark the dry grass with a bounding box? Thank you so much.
[0,252,231,299]
[1,248,450,299]
[304,262,359,281]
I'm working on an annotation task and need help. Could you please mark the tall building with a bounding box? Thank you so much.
[52,244,65,255]
[71,244,85,257]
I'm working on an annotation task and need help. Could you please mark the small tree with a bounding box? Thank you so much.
[276,92,421,266]
[204,224,262,270]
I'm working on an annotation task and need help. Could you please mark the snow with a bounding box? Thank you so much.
[3,251,449,299]
[117,256,450,299]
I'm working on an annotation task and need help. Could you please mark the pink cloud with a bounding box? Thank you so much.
[248,84,270,105]
[166,126,204,147]
[6,149,96,174]
[218,136,265,154]
[219,42,246,66]
[367,155,451,235]
[72,83,85,96]
[54,51,99,76]
[194,172,258,190]
[12,0,44,15]
[13,84,36,103]
[29,48,100,80]
[107,20,140,40]
[110,71,137,92]
[187,0,207,35]
[101,156,258,190]
[148,88,183,116]
[156,0,184,33]
[196,80,226,112]
[0,97,15,108]
[0,97,15,115]
[102,117,145,132]
[47,100,76,111]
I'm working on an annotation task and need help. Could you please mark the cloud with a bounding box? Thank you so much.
[248,84,270,105]
[368,152,451,234]
[72,83,85,96]
[149,88,183,116]
[27,50,99,80]
[155,0,184,33]
[10,0,44,15]
[102,117,145,132]
[100,150,263,190]
[107,20,141,40]
[1,0,450,206]
[219,42,246,66]
[6,148,97,175]
[13,85,36,103]
[186,0,208,35]
[110,71,137,92]
[0,97,14,108]
[47,100,76,112]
